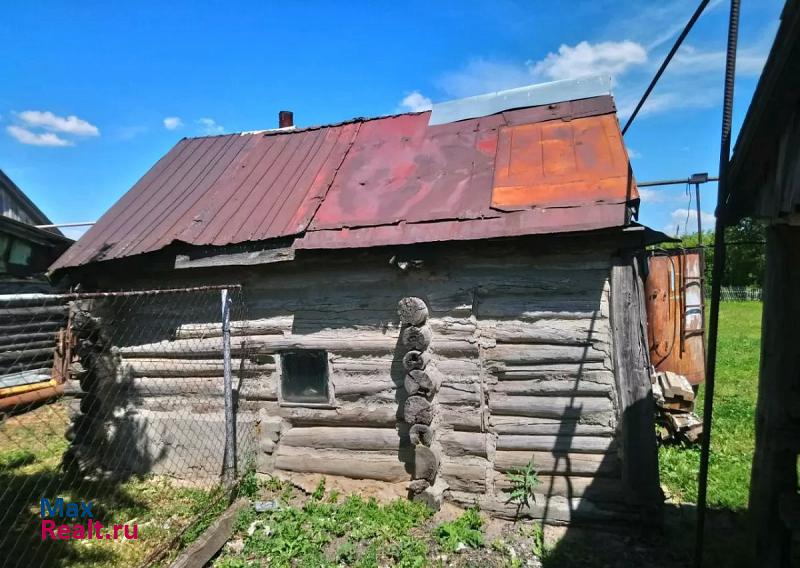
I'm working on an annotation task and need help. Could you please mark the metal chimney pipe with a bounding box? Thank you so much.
[279,111,294,128]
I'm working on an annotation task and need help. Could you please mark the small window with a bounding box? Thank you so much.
[280,350,330,405]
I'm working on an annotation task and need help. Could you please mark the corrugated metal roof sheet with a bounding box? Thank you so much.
[52,92,639,271]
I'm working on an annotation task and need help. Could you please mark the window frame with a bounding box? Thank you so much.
[276,349,334,408]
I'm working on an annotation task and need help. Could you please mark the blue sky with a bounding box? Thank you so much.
[0,0,785,240]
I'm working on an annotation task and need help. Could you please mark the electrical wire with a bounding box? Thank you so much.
[622,0,711,135]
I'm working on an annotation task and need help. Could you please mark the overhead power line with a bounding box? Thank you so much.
[622,0,711,135]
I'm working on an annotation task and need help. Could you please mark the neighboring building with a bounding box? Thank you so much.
[0,170,71,410]
[724,0,800,563]
[50,78,665,523]
[0,169,71,292]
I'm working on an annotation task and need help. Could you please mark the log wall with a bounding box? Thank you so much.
[73,240,655,522]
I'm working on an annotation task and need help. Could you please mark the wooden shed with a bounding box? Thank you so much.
[50,79,665,524]
[723,0,800,562]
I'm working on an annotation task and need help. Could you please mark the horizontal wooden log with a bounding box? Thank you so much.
[488,395,614,422]
[0,347,54,363]
[451,491,632,523]
[484,344,606,365]
[1,358,54,375]
[274,403,399,427]
[487,362,610,380]
[429,318,476,339]
[494,450,620,477]
[119,358,275,378]
[114,377,277,400]
[0,340,56,353]
[0,332,58,347]
[119,334,480,359]
[486,319,609,347]
[496,434,616,454]
[397,297,429,326]
[280,426,406,451]
[490,416,614,436]
[440,406,483,431]
[174,317,294,339]
[0,305,68,320]
[0,320,63,336]
[440,456,489,493]
[274,446,410,482]
[438,383,482,406]
[331,375,398,399]
[493,473,624,502]
[439,431,488,458]
[490,379,613,397]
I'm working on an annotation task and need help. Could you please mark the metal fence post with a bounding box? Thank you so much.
[221,288,236,486]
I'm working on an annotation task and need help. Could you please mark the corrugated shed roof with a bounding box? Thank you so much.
[52,93,639,271]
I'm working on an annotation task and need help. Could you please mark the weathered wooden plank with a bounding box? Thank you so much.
[279,426,406,451]
[440,405,483,432]
[487,362,610,380]
[610,258,662,518]
[275,403,399,427]
[489,416,614,436]
[440,456,489,493]
[439,431,488,458]
[119,358,275,378]
[490,379,613,397]
[273,446,410,482]
[495,434,616,454]
[484,344,606,365]
[174,245,295,269]
[174,317,294,339]
[494,450,620,477]
[448,491,630,523]
[438,382,482,406]
[486,319,609,347]
[493,473,624,502]
[488,395,614,421]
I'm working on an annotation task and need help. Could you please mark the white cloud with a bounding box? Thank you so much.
[637,188,673,204]
[398,91,433,112]
[627,148,642,159]
[17,110,99,136]
[531,40,648,82]
[163,116,183,130]
[197,117,224,135]
[664,208,716,236]
[6,125,73,147]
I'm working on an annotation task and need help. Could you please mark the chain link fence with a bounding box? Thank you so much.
[0,286,257,568]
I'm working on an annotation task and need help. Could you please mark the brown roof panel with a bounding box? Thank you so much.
[51,93,639,272]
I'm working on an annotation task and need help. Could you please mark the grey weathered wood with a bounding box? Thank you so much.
[174,317,294,339]
[495,434,616,454]
[494,450,620,477]
[440,456,489,492]
[119,358,275,378]
[409,424,433,446]
[276,403,398,427]
[404,368,441,397]
[490,379,613,397]
[413,446,440,482]
[610,257,662,517]
[439,431,487,457]
[174,246,295,269]
[401,324,433,351]
[404,396,433,425]
[749,225,800,565]
[274,446,411,482]
[169,499,248,568]
[490,416,613,437]
[397,297,429,325]
[488,395,613,421]
[402,350,429,371]
[440,405,483,431]
[485,344,606,365]
[280,426,404,451]
[493,473,624,502]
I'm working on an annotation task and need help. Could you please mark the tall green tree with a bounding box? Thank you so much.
[661,218,766,287]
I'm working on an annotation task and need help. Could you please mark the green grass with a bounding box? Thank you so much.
[659,301,762,510]
[0,401,223,568]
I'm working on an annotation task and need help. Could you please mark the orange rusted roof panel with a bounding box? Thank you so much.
[491,114,637,210]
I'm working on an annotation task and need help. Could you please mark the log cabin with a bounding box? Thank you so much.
[49,77,665,524]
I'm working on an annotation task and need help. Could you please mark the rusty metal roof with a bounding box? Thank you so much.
[52,92,639,271]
